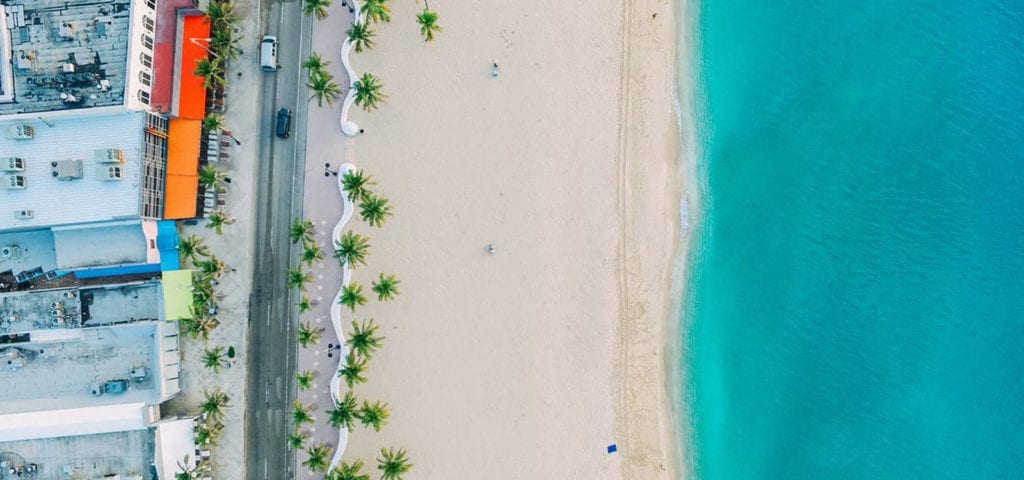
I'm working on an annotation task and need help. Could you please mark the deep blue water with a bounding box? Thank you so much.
[683,1,1024,478]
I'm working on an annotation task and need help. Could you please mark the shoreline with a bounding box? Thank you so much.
[614,0,690,475]
[665,0,703,476]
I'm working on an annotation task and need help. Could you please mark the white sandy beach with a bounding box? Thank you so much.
[333,0,685,477]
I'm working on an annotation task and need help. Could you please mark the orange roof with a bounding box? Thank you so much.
[163,118,201,219]
[177,15,209,120]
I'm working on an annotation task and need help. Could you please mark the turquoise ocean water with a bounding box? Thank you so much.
[682,1,1024,478]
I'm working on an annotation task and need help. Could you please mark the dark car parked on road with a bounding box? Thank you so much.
[275,108,292,139]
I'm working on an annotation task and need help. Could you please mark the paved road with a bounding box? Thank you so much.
[245,1,312,479]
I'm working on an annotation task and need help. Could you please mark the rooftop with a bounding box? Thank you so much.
[0,425,154,479]
[0,281,179,416]
[0,321,164,415]
[0,0,131,116]
[0,285,84,333]
[0,110,146,231]
[0,281,162,335]
[53,221,151,269]
[0,402,149,442]
[0,228,57,276]
[154,417,203,480]
[150,0,199,115]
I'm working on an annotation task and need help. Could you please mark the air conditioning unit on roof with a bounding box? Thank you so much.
[94,148,124,164]
[4,124,34,140]
[15,210,33,219]
[1,175,27,189]
[52,159,83,180]
[96,165,123,181]
[1,157,25,172]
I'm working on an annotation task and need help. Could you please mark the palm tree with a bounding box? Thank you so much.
[347,22,376,53]
[178,234,211,263]
[326,390,359,430]
[192,276,214,299]
[297,294,313,314]
[193,270,213,290]
[361,0,392,24]
[334,231,370,268]
[203,0,238,30]
[377,447,412,480]
[339,282,367,312]
[176,455,211,480]
[180,310,219,340]
[288,428,311,450]
[174,463,197,480]
[347,319,384,359]
[209,27,241,60]
[303,443,333,473]
[296,370,315,391]
[339,352,367,388]
[356,399,390,432]
[199,389,231,422]
[290,218,316,244]
[328,459,371,480]
[297,321,324,347]
[352,72,387,111]
[194,57,226,89]
[292,400,315,426]
[288,267,314,291]
[190,282,216,314]
[179,316,204,339]
[202,345,228,373]
[302,242,324,266]
[303,53,329,74]
[340,169,375,202]
[371,273,401,301]
[303,0,332,20]
[194,458,213,477]
[416,8,442,42]
[198,164,227,190]
[201,113,226,133]
[194,419,224,446]
[308,71,343,107]
[205,209,235,235]
[195,255,226,280]
[358,193,392,227]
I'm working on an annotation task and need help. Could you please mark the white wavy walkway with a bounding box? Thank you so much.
[339,0,363,136]
[327,162,357,471]
[327,0,365,470]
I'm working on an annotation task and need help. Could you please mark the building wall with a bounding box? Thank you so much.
[126,0,159,111]
[142,113,169,219]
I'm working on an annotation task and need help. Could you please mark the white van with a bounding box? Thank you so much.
[260,35,279,71]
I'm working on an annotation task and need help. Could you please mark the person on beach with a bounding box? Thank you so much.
[492,60,499,78]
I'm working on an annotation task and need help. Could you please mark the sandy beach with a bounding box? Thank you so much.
[330,0,685,477]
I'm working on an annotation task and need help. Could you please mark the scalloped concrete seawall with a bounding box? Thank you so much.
[339,0,363,136]
[327,162,357,471]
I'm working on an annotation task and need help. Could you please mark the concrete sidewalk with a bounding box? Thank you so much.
[159,1,263,479]
[293,1,356,478]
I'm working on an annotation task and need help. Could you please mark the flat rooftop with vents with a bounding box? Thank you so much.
[0,415,203,480]
[0,111,148,231]
[0,322,168,415]
[0,0,132,115]
[0,281,163,335]
[0,429,155,479]
[0,281,180,417]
